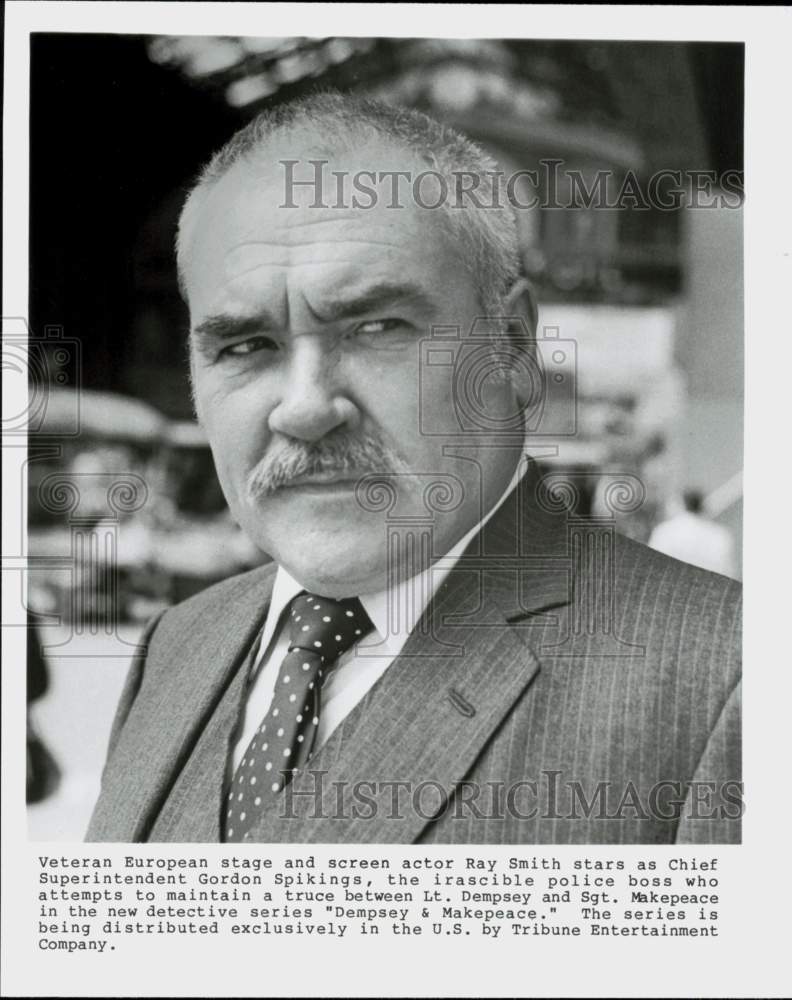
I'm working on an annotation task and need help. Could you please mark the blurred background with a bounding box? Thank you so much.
[25,34,743,837]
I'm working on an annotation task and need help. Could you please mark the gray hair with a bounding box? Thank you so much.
[176,91,520,315]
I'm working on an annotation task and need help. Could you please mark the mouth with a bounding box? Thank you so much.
[280,470,364,492]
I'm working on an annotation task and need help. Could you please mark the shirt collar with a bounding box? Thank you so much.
[266,456,526,650]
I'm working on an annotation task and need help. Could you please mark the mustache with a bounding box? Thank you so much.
[246,432,404,499]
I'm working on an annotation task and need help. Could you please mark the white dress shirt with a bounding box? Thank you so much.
[230,459,525,772]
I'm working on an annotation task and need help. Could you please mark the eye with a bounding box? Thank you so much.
[221,335,279,358]
[353,318,407,338]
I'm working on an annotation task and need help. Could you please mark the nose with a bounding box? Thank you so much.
[267,335,360,442]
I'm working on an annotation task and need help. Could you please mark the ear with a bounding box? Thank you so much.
[500,278,539,408]
[187,348,203,425]
[502,276,538,336]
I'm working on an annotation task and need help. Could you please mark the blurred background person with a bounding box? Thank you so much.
[26,612,60,804]
[649,489,738,578]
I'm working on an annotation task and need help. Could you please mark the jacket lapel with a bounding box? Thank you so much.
[247,464,572,844]
[88,565,276,841]
[145,636,261,842]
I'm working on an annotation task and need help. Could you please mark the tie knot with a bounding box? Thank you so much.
[287,593,373,661]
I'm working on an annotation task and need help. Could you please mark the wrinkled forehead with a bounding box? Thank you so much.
[182,144,461,315]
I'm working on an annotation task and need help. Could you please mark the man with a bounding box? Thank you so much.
[87,93,741,844]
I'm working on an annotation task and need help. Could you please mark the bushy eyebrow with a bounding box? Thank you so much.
[190,280,438,350]
[191,313,275,347]
[314,281,438,322]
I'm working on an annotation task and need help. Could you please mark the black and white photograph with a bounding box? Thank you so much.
[23,29,744,846]
[3,4,790,998]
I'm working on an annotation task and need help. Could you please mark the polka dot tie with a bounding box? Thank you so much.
[223,592,374,842]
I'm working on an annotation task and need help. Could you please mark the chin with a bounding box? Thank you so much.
[282,552,389,598]
[250,521,390,597]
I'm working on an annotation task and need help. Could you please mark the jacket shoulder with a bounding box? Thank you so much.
[614,532,741,604]
[612,532,742,663]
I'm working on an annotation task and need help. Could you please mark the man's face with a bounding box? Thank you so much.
[184,143,522,596]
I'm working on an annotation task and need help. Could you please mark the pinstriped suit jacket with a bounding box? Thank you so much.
[86,468,741,844]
